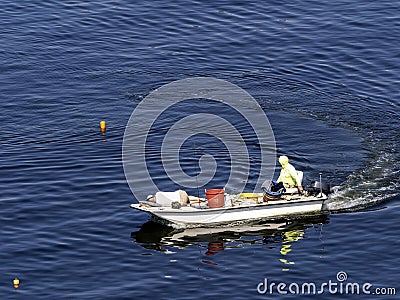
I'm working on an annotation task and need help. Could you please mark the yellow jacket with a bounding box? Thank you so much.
[277,162,302,187]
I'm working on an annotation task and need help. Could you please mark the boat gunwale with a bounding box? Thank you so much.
[130,196,326,214]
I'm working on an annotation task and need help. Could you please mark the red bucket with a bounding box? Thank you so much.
[205,188,225,208]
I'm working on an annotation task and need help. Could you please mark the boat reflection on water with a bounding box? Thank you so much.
[131,216,329,267]
[279,229,306,270]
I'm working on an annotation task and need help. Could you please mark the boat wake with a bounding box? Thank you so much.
[324,141,399,212]
[246,75,400,214]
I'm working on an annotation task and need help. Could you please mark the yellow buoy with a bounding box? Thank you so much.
[100,120,106,133]
[13,278,20,289]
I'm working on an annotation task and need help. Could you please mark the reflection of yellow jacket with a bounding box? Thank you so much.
[277,163,301,187]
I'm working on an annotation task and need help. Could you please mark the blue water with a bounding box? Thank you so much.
[1,0,399,299]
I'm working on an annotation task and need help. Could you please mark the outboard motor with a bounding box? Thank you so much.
[305,180,331,196]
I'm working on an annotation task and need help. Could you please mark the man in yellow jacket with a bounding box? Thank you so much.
[277,155,304,193]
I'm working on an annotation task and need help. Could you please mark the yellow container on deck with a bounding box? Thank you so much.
[238,193,263,203]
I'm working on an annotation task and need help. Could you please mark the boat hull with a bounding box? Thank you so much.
[130,195,327,227]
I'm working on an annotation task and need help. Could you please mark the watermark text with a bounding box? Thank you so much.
[257,271,396,296]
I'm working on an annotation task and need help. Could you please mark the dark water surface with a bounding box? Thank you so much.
[1,0,399,299]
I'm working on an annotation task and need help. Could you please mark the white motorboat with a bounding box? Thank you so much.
[130,191,328,228]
